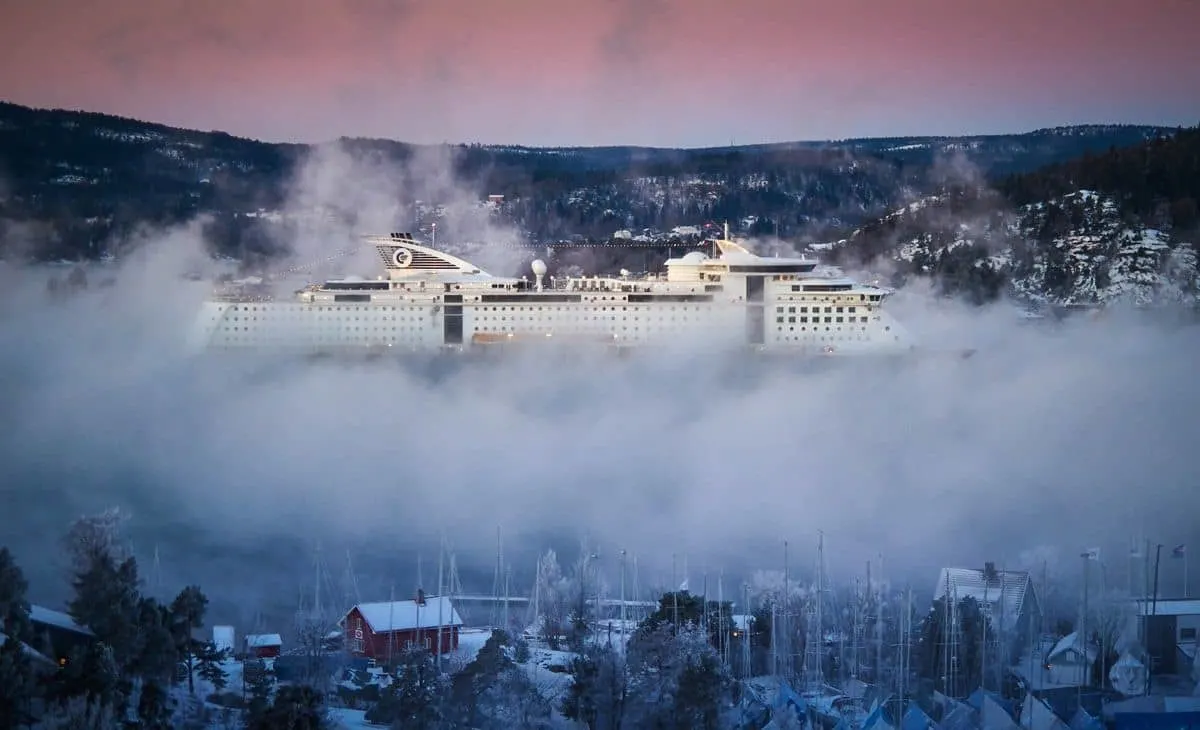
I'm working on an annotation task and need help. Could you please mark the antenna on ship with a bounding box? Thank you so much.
[431,222,437,249]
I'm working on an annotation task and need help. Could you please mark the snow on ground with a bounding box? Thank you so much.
[328,707,372,729]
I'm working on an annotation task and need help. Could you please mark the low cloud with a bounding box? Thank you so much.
[1,149,1196,627]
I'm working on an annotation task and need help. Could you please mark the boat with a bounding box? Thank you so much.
[188,227,926,359]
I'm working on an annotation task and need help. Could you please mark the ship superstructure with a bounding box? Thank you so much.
[189,229,915,357]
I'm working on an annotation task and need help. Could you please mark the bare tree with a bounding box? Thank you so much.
[62,508,129,576]
[1086,588,1138,686]
[534,550,569,649]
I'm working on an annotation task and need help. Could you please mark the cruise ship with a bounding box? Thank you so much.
[188,229,918,358]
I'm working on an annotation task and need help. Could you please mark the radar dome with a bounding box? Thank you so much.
[681,251,708,264]
[531,259,548,276]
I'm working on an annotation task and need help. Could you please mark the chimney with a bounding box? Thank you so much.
[415,588,426,606]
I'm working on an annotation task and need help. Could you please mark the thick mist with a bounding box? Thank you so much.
[1,146,1197,628]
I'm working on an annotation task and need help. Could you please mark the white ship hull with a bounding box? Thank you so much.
[190,298,915,357]
[189,232,923,360]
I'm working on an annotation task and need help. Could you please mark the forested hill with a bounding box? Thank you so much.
[829,125,1200,308]
[0,100,1177,262]
[999,126,1200,232]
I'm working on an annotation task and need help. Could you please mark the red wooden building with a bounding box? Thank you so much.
[342,591,463,664]
[244,633,282,659]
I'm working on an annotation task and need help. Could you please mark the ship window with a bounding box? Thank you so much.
[860,317,868,323]
[836,317,844,323]
[836,306,844,313]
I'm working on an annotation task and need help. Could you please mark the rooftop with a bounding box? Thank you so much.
[934,567,1036,630]
[348,597,463,633]
[1134,598,1200,616]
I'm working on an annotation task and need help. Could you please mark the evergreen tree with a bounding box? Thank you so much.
[196,640,231,693]
[561,643,625,730]
[47,642,123,720]
[136,681,174,730]
[250,684,327,730]
[67,547,141,672]
[132,597,180,685]
[0,637,39,728]
[0,547,32,642]
[243,662,275,729]
[169,585,208,694]
[386,646,445,730]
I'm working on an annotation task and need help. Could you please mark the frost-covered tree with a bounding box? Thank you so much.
[448,630,551,730]
[380,646,446,730]
[561,643,626,730]
[534,549,570,649]
[62,508,129,577]
[623,621,730,729]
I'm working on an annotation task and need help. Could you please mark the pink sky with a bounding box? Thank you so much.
[1,0,1198,147]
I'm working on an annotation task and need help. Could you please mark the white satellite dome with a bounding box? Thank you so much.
[681,251,708,264]
[531,259,548,276]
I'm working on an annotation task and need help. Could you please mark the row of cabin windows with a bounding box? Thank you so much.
[776,305,861,314]
[777,316,870,324]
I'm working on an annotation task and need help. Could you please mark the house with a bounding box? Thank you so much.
[1134,597,1200,676]
[935,563,1042,664]
[244,633,282,659]
[342,590,463,664]
[1044,631,1097,686]
[29,604,93,666]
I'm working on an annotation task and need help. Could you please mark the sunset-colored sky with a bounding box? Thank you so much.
[2,0,1198,147]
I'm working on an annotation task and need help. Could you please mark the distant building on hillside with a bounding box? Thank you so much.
[341,590,463,665]
[244,633,282,659]
[935,563,1043,663]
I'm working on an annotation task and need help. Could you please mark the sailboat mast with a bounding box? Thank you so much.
[436,537,445,672]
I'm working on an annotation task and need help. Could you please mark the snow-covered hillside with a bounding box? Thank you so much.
[830,189,1200,308]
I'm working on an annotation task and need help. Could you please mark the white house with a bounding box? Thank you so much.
[1044,631,1097,686]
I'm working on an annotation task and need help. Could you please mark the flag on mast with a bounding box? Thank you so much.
[1172,544,1187,558]
[1082,547,1101,560]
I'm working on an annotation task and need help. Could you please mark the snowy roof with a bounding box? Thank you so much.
[350,597,463,633]
[1048,632,1098,663]
[0,631,58,668]
[245,633,282,648]
[1134,598,1200,617]
[212,625,234,651]
[934,568,1035,629]
[29,604,92,636]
